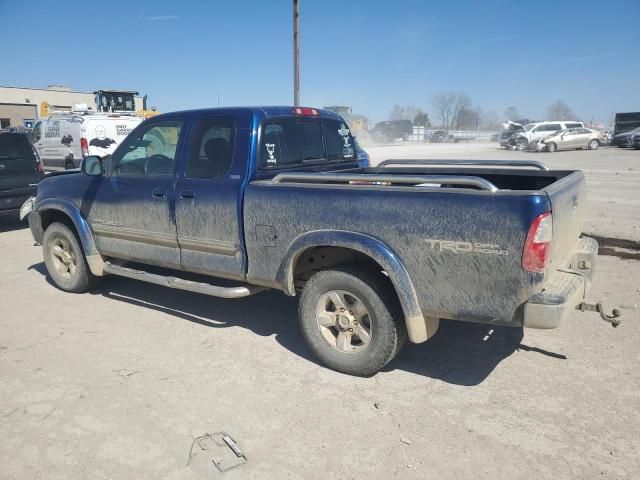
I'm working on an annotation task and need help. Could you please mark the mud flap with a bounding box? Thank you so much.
[19,196,35,221]
[578,301,622,327]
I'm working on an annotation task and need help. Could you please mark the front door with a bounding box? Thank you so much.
[174,114,249,279]
[86,120,183,269]
[560,128,580,149]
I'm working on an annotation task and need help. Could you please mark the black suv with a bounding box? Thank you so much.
[0,132,44,220]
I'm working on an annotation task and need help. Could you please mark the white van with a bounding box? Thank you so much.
[31,113,143,170]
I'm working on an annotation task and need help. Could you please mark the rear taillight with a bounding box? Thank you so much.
[522,212,553,272]
[292,107,319,116]
[80,137,89,158]
[31,146,44,173]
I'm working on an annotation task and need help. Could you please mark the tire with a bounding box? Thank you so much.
[42,222,99,293]
[547,142,557,153]
[516,138,528,151]
[588,139,599,150]
[64,160,75,170]
[299,265,407,376]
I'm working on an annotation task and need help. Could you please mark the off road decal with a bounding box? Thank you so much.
[425,239,508,256]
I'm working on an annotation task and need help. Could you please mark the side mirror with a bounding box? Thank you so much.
[81,156,103,176]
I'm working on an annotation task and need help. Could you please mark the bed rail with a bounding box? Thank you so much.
[271,172,499,192]
[376,159,550,171]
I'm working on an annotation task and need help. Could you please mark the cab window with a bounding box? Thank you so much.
[109,121,181,176]
[186,117,235,179]
[260,116,355,168]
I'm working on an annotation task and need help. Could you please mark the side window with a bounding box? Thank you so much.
[186,117,235,179]
[564,128,577,136]
[261,118,301,167]
[565,123,582,129]
[110,121,181,176]
[548,124,562,132]
[32,122,42,143]
[323,119,355,160]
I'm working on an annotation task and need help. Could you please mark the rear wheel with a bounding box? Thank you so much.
[588,139,599,150]
[547,142,557,153]
[64,159,75,170]
[43,222,98,293]
[299,266,407,376]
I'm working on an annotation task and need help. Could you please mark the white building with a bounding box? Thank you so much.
[0,85,146,129]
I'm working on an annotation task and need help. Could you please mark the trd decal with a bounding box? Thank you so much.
[425,239,508,256]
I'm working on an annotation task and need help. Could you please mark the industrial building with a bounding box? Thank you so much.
[0,85,146,129]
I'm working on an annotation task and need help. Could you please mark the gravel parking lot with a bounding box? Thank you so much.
[1,143,639,479]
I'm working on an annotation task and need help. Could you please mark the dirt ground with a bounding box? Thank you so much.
[1,143,639,479]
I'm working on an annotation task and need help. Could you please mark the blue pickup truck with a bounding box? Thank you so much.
[21,106,619,376]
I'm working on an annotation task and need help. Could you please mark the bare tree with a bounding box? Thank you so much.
[547,100,577,121]
[481,110,502,130]
[413,111,430,127]
[389,105,406,121]
[452,94,472,129]
[389,105,426,124]
[431,92,457,129]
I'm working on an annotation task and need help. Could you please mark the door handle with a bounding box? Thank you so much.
[180,190,195,200]
[151,188,167,199]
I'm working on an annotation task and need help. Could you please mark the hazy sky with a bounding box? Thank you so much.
[1,0,638,124]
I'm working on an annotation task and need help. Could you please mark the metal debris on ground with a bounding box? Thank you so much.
[112,368,139,378]
[186,432,247,473]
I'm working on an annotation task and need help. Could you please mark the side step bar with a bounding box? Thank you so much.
[103,261,264,299]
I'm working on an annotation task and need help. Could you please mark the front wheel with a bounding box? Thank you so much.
[516,138,528,151]
[547,142,557,153]
[299,266,407,376]
[43,222,99,293]
[588,139,599,150]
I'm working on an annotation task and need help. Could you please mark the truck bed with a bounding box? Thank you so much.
[244,160,586,327]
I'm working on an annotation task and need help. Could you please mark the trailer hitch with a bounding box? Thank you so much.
[578,302,622,327]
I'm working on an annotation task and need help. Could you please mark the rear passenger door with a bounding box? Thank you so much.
[175,114,250,279]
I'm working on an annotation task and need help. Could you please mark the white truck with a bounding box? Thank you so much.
[31,109,142,170]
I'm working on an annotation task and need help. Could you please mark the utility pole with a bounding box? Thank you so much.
[293,0,300,106]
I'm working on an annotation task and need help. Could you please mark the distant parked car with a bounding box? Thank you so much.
[612,126,640,148]
[0,132,44,220]
[370,120,412,143]
[427,130,452,143]
[354,138,370,167]
[513,121,584,151]
[499,121,525,148]
[535,128,604,152]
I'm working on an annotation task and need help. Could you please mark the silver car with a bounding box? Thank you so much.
[536,127,603,152]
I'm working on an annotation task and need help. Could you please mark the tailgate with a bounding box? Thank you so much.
[543,171,587,267]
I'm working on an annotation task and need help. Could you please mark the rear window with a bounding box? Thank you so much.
[565,122,582,129]
[260,117,355,169]
[0,133,36,175]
